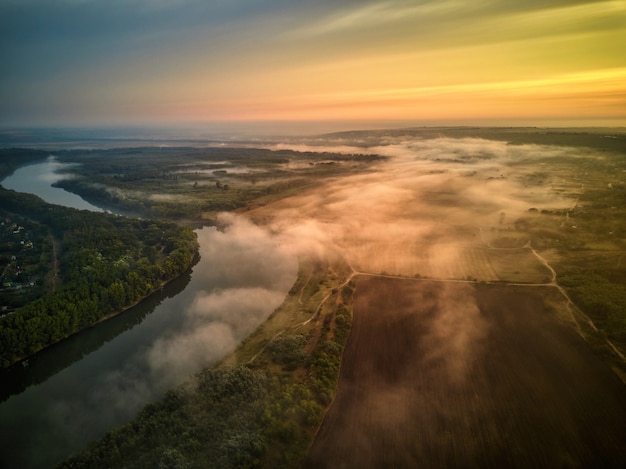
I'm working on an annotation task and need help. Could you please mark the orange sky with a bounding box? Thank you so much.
[1,0,625,127]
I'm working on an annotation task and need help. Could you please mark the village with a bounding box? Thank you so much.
[0,215,48,315]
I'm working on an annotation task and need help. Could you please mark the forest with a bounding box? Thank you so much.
[0,187,198,367]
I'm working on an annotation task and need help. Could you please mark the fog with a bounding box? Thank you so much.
[83,135,574,427]
[146,214,297,389]
[2,215,298,469]
[425,282,488,383]
[2,132,599,468]
[248,135,586,387]
[83,216,297,420]
[256,136,581,279]
[291,134,626,467]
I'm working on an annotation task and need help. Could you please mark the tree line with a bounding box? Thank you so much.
[60,299,353,468]
[0,188,198,368]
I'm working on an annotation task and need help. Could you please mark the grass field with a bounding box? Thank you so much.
[345,242,551,283]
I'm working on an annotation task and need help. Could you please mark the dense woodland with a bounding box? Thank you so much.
[59,350,341,468]
[0,148,49,180]
[0,209,51,310]
[0,187,198,367]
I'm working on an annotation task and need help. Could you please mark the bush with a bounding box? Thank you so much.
[267,334,307,370]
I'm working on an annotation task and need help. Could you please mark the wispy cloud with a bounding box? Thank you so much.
[286,0,465,38]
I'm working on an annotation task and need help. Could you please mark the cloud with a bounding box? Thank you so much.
[285,1,445,38]
[3,0,623,125]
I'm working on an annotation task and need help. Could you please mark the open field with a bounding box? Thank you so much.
[305,277,626,468]
[345,242,551,283]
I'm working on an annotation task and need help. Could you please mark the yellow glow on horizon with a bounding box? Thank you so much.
[65,0,625,126]
[166,65,625,124]
[289,68,626,101]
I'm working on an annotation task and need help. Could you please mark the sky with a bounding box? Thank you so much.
[1,0,625,129]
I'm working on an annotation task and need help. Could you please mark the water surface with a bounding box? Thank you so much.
[0,159,297,468]
[1,155,103,212]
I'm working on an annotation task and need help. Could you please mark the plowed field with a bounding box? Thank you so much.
[305,277,626,468]
[345,242,551,283]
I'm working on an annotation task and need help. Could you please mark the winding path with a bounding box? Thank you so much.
[527,240,626,362]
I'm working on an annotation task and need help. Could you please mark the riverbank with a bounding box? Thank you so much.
[60,251,355,468]
[0,187,199,368]
[0,219,296,469]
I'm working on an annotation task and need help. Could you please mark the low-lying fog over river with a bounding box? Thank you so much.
[0,161,297,468]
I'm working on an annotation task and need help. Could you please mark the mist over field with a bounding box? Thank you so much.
[257,135,580,279]
[291,134,626,468]
[247,136,581,386]
[74,135,590,399]
[60,133,579,435]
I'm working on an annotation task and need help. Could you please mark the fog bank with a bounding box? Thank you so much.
[255,136,583,280]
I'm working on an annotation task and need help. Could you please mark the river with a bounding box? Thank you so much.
[1,156,104,212]
[0,157,297,468]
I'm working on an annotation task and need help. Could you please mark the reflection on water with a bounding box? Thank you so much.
[0,155,103,212]
[0,159,298,468]
[0,268,194,404]
[0,223,297,469]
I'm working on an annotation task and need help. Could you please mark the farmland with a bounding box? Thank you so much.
[305,277,626,468]
[245,127,626,467]
[247,127,626,365]
[344,241,552,283]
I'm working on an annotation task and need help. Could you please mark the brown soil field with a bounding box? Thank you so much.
[305,277,626,468]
